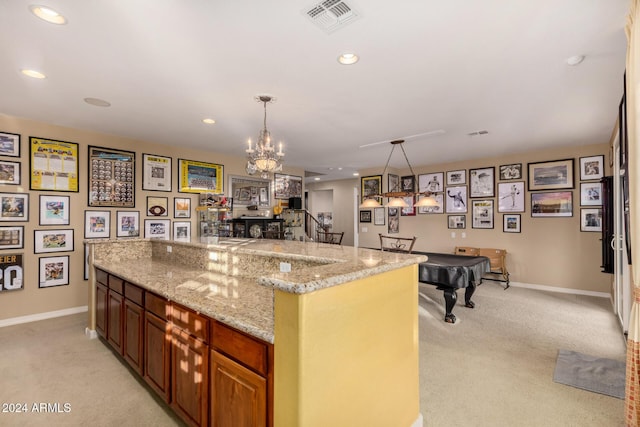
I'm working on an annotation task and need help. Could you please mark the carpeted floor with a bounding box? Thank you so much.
[553,349,626,399]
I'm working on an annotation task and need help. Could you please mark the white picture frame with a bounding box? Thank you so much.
[445,186,468,213]
[0,193,29,222]
[84,210,111,239]
[418,172,444,193]
[579,155,604,181]
[469,167,495,198]
[503,214,521,233]
[142,153,172,191]
[581,208,602,232]
[472,199,494,229]
[174,197,191,218]
[39,195,70,225]
[0,160,20,185]
[145,219,171,240]
[34,229,74,253]
[446,169,466,185]
[497,181,525,212]
[116,211,140,238]
[173,221,191,242]
[580,182,603,206]
[38,255,69,288]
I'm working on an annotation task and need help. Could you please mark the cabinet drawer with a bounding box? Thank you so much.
[109,275,124,295]
[125,282,144,306]
[145,292,169,320]
[171,304,209,343]
[211,321,268,376]
[95,269,108,286]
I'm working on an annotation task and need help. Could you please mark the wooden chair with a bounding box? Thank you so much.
[379,234,417,254]
[262,229,284,239]
[454,246,480,257]
[316,231,344,245]
[479,248,510,289]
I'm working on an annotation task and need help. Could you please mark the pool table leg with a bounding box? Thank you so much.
[442,288,457,323]
[464,284,476,308]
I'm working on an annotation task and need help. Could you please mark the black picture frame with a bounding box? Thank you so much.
[471,199,494,229]
[447,215,466,229]
[531,191,573,217]
[39,195,70,226]
[0,192,29,222]
[275,173,303,199]
[0,131,21,157]
[401,175,415,192]
[469,167,495,198]
[142,153,172,192]
[30,137,80,192]
[579,155,604,181]
[89,146,135,207]
[0,226,24,249]
[0,160,20,185]
[34,229,74,254]
[147,196,168,216]
[499,163,522,180]
[38,255,70,288]
[360,175,382,203]
[359,210,372,223]
[503,214,521,233]
[527,159,574,191]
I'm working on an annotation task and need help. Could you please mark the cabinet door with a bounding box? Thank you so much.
[95,282,108,339]
[123,299,144,375]
[172,327,209,427]
[107,290,124,354]
[211,350,266,427]
[144,311,171,402]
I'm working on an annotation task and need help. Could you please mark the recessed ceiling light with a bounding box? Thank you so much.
[353,172,360,176]
[29,5,67,25]
[338,53,359,65]
[314,177,321,181]
[21,69,46,79]
[566,55,585,66]
[202,118,216,124]
[84,97,111,107]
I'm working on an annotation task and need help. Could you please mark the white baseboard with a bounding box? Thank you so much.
[411,413,424,427]
[507,281,610,299]
[0,306,88,328]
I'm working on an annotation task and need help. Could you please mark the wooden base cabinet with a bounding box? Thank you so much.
[95,282,108,339]
[107,289,124,354]
[144,296,171,403]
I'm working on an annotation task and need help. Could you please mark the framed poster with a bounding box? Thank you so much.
[0,132,21,157]
[527,159,574,191]
[178,159,224,194]
[30,137,79,192]
[359,210,372,223]
[275,173,303,199]
[145,219,171,240]
[388,173,400,193]
[446,169,466,185]
[503,214,521,233]
[230,175,270,207]
[142,153,172,191]
[34,229,74,253]
[445,186,467,213]
[401,196,415,216]
[174,197,191,218]
[116,211,140,238]
[497,182,525,212]
[448,215,466,229]
[89,146,135,207]
[469,167,495,197]
[401,175,415,192]
[39,255,69,288]
[418,172,444,193]
[360,175,382,203]
[39,195,70,225]
[579,155,604,181]
[580,182,602,206]
[85,210,111,238]
[581,208,602,232]
[499,163,522,180]
[173,221,191,242]
[472,199,494,229]
[0,193,29,222]
[417,194,444,214]
[0,226,24,250]
[531,191,573,217]
[388,207,400,234]
[0,254,23,291]
[374,207,385,226]
[147,196,168,216]
[0,160,20,185]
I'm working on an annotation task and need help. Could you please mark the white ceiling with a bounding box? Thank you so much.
[0,1,629,182]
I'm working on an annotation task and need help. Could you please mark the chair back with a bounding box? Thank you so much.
[454,246,480,257]
[379,234,417,254]
[478,248,507,273]
[316,231,344,245]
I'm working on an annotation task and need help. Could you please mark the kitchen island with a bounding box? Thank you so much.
[86,238,426,427]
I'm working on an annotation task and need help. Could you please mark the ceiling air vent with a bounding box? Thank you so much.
[467,130,489,136]
[304,0,360,34]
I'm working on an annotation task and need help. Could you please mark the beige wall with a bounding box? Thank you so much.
[0,114,303,321]
[309,142,612,293]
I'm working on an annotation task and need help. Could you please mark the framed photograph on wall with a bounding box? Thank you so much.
[0,226,24,249]
[499,163,522,180]
[89,146,135,207]
[471,199,494,229]
[174,197,191,218]
[448,215,466,229]
[446,170,466,185]
[39,195,70,225]
[230,175,270,207]
[274,173,303,199]
[116,211,140,237]
[0,132,21,157]
[0,193,29,222]
[579,155,604,181]
[401,175,415,192]
[30,137,79,192]
[401,196,415,216]
[527,159,574,191]
[0,160,20,185]
[531,191,573,217]
[374,207,385,226]
[360,175,382,203]
[39,255,69,288]
[0,254,23,291]
[503,214,521,233]
[417,194,444,214]
[418,172,444,193]
[580,182,603,206]
[469,167,495,198]
[581,208,602,232]
[445,186,468,213]
[388,207,400,234]
[497,181,525,212]
[359,210,372,223]
[388,173,400,193]
[145,219,171,240]
[34,229,74,253]
[147,196,168,216]
[173,221,191,242]
[179,158,224,194]
[84,210,111,238]
[142,153,172,191]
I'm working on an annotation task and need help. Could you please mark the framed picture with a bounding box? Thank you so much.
[497,181,525,212]
[446,169,466,185]
[0,226,24,249]
[0,193,29,222]
[445,186,468,213]
[84,243,90,280]
[0,160,20,185]
[147,196,168,216]
[527,159,574,191]
[173,221,191,242]
[418,172,444,193]
[360,175,382,203]
[145,219,171,240]
[85,210,111,238]
[174,197,191,218]
[34,229,74,253]
[417,193,444,214]
[142,153,172,191]
[503,214,521,233]
[116,211,140,238]
[39,195,70,225]
[499,163,522,180]
[274,173,303,199]
[579,155,604,181]
[359,210,372,223]
[388,173,400,193]
[39,255,69,288]
[531,191,573,217]
[388,207,400,234]
[30,137,79,192]
[374,207,385,226]
[0,254,23,291]
[581,208,602,232]
[230,175,270,207]
[469,167,495,198]
[401,196,415,216]
[401,175,415,192]
[89,146,135,207]
[0,132,21,157]
[472,199,494,229]
[580,182,603,206]
[448,215,466,229]
[179,158,224,194]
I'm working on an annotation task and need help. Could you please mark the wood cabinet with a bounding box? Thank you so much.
[144,293,171,403]
[123,282,145,375]
[107,286,124,354]
[95,282,108,339]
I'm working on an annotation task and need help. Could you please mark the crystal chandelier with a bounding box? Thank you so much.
[245,95,285,179]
